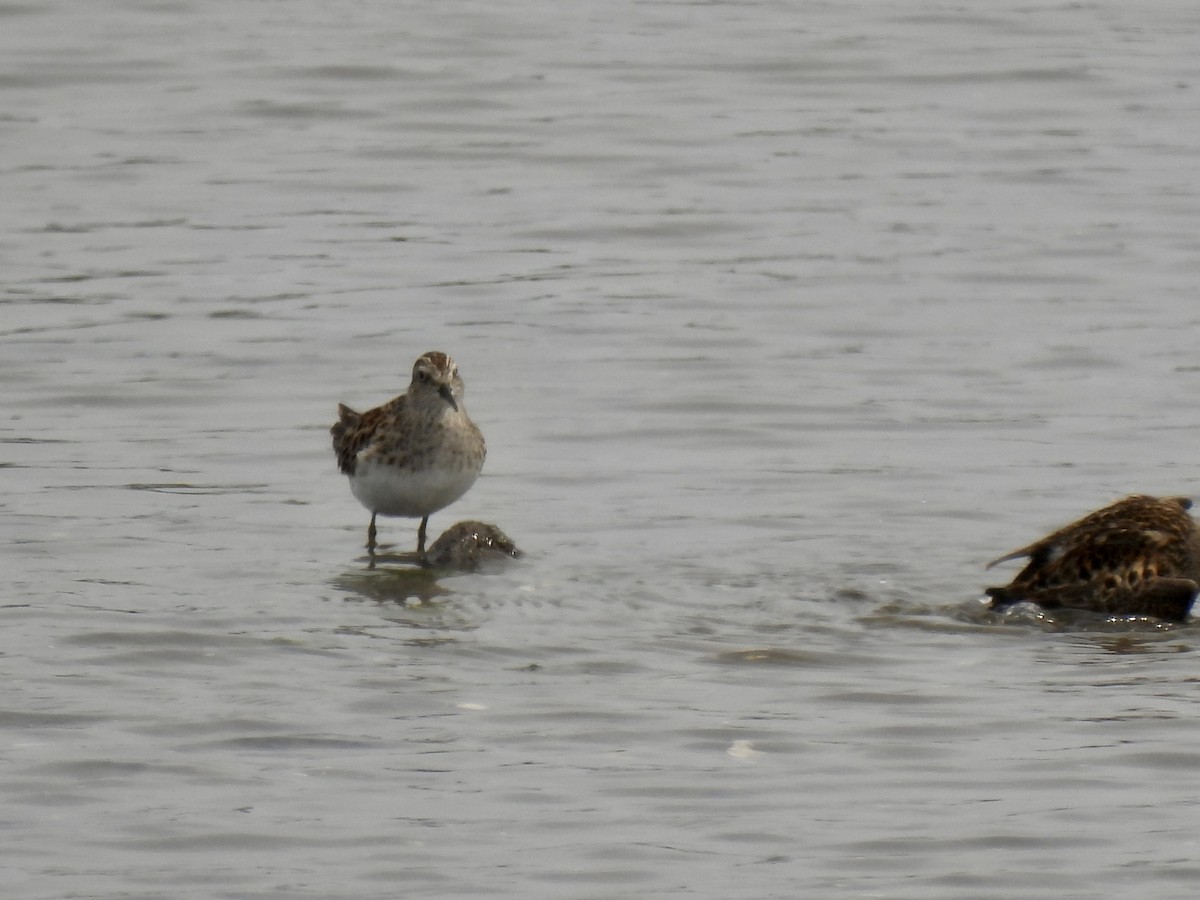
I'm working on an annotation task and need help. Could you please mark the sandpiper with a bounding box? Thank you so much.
[984,494,1200,621]
[331,351,486,568]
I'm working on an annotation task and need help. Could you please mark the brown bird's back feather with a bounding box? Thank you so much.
[332,399,412,476]
[331,403,365,476]
[984,495,1200,621]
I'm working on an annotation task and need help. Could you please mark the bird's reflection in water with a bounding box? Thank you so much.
[333,562,447,605]
[331,520,522,607]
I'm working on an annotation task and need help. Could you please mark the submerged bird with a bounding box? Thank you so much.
[424,520,522,572]
[331,351,486,568]
[984,494,1200,622]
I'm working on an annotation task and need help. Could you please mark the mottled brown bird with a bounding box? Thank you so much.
[985,495,1200,622]
[331,351,485,568]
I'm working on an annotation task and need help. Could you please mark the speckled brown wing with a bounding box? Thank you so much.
[331,403,389,476]
[984,495,1199,620]
[985,496,1192,570]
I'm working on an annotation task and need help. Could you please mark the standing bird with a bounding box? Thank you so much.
[331,351,486,568]
[984,494,1200,622]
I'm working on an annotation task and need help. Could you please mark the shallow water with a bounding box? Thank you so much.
[5,2,1200,897]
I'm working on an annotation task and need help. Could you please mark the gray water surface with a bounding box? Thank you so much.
[5,2,1200,898]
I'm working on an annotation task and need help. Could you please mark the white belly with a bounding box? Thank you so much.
[349,460,479,518]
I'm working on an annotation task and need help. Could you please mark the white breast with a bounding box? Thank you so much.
[349,459,480,518]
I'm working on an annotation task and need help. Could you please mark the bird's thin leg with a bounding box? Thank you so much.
[367,512,378,570]
[417,515,429,555]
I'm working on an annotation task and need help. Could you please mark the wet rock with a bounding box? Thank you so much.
[425,521,523,572]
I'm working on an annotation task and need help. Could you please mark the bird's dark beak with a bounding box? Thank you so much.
[438,384,458,410]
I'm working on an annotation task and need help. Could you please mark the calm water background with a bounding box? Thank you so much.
[4,1,1200,897]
